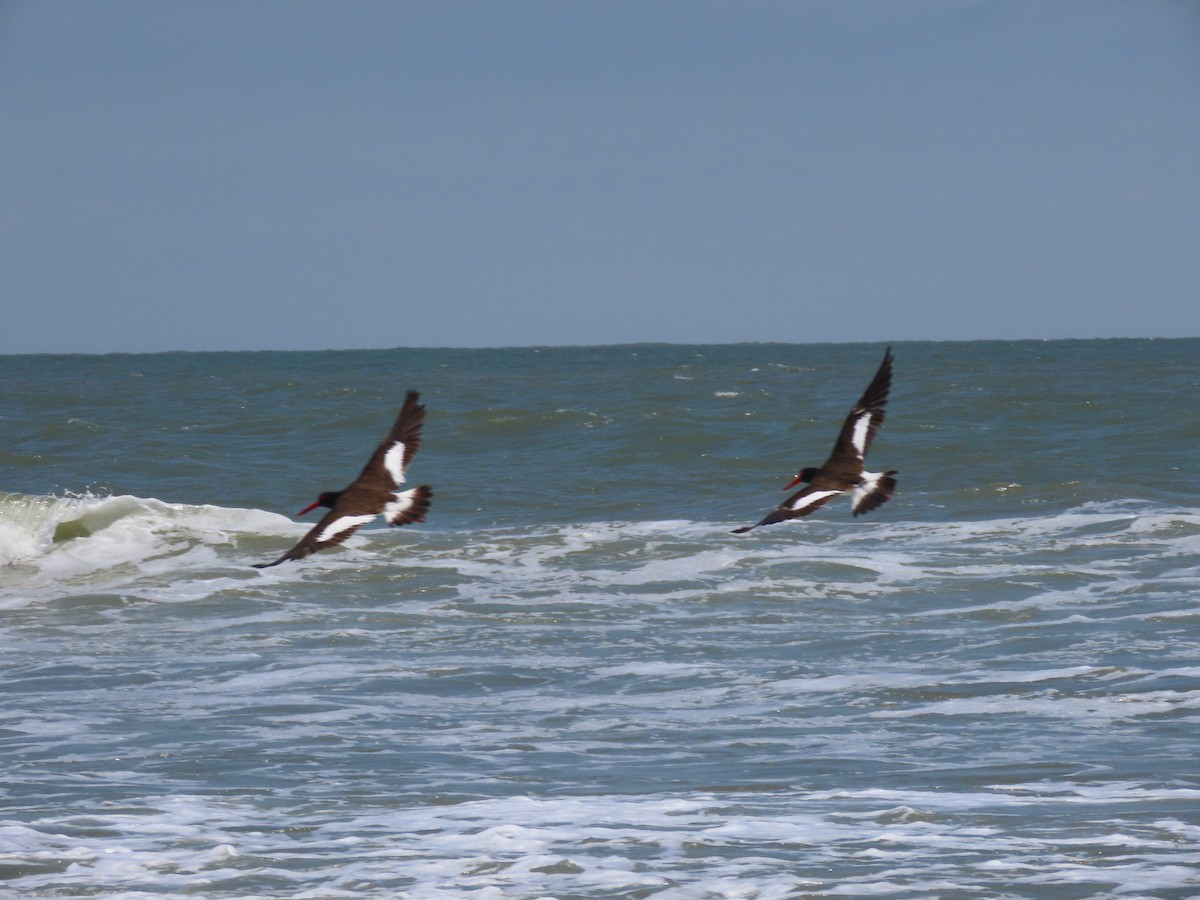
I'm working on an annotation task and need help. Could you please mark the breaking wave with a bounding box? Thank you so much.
[0,491,293,607]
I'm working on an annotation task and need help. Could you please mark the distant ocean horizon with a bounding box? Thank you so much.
[5,332,1196,357]
[3,338,1198,897]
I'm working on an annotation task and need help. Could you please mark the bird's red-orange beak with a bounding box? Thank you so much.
[297,500,322,516]
[783,475,804,490]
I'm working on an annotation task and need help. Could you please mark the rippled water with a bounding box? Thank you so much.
[2,340,1199,898]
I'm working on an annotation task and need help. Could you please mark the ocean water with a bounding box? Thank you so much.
[1,339,1199,899]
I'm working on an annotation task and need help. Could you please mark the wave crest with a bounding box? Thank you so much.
[0,491,293,607]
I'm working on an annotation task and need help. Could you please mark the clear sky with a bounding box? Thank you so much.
[2,1,1198,354]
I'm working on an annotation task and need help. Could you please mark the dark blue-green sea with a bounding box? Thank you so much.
[2,340,1199,899]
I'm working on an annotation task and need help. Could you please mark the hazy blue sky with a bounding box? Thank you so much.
[2,1,1198,353]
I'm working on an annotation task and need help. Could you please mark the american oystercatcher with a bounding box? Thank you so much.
[254,391,433,568]
[733,348,897,533]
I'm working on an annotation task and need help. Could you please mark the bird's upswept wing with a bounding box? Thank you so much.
[823,347,892,476]
[355,390,426,492]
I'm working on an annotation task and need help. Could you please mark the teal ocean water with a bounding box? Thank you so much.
[2,339,1199,898]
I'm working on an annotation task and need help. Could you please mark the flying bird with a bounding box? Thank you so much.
[254,391,433,568]
[734,349,896,533]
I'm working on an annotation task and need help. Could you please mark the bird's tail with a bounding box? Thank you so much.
[386,485,433,526]
[851,470,897,517]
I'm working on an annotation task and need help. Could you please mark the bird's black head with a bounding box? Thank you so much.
[297,491,341,517]
[783,467,820,490]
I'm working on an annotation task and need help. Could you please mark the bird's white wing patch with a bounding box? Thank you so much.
[317,514,377,543]
[850,411,873,457]
[787,489,842,512]
[383,440,408,485]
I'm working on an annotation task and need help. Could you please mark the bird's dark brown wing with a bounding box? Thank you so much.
[823,347,892,475]
[732,485,846,533]
[352,390,426,493]
[253,504,376,568]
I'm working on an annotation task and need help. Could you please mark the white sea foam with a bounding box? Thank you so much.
[7,493,1194,605]
[3,494,1199,896]
[0,492,296,607]
[4,787,1199,898]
